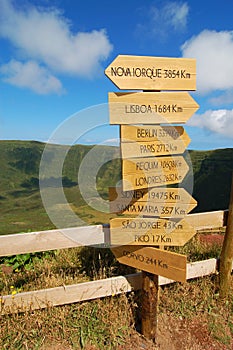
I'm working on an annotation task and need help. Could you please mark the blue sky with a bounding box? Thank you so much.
[0,0,233,150]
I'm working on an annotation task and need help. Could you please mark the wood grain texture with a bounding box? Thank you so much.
[111,245,187,282]
[108,92,199,124]
[2,258,232,315]
[110,217,196,246]
[105,55,196,90]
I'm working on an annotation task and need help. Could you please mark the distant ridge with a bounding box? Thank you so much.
[0,140,232,234]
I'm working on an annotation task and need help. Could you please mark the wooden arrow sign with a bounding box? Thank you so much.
[110,201,196,218]
[109,186,197,217]
[109,187,197,205]
[111,245,187,282]
[109,92,199,124]
[110,217,196,246]
[121,125,189,143]
[122,155,189,191]
[121,125,191,159]
[105,55,196,90]
[120,138,190,158]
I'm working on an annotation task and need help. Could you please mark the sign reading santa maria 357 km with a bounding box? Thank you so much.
[105,55,196,90]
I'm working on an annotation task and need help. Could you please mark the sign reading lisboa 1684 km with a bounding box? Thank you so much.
[105,55,196,90]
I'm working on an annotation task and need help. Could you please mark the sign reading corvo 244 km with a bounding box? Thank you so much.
[105,55,196,90]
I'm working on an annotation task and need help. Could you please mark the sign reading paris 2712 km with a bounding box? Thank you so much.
[105,55,196,90]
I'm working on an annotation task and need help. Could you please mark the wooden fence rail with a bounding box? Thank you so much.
[0,209,229,315]
[1,259,221,315]
[0,210,227,257]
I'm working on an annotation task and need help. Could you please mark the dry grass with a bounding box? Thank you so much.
[0,236,233,349]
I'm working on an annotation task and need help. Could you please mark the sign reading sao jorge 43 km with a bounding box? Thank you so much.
[105,55,196,90]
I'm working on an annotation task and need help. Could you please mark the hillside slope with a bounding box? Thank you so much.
[0,140,232,234]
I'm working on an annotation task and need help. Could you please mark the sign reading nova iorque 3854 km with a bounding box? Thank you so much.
[105,55,196,90]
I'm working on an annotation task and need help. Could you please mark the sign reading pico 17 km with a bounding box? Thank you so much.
[105,54,199,283]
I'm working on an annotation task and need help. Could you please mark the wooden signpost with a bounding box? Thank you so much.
[109,92,199,124]
[110,217,196,246]
[120,125,191,158]
[111,245,187,282]
[105,54,198,343]
[122,155,189,191]
[109,187,197,215]
[105,55,196,90]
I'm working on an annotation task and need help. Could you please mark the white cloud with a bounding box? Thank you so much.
[209,90,233,106]
[137,1,189,39]
[0,60,63,94]
[181,30,233,94]
[163,2,189,30]
[187,109,233,138]
[0,0,113,93]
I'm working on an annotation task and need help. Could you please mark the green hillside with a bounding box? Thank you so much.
[0,140,232,235]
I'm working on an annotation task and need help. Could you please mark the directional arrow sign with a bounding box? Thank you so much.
[110,217,196,246]
[109,187,197,205]
[105,55,196,90]
[120,138,190,158]
[109,92,199,124]
[109,186,197,218]
[121,125,190,143]
[122,155,189,191]
[110,201,196,218]
[111,245,187,282]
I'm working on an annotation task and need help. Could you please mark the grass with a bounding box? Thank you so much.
[0,294,134,350]
[0,234,232,349]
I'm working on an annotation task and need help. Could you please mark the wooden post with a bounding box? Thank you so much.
[141,272,159,343]
[139,89,160,343]
[219,174,233,298]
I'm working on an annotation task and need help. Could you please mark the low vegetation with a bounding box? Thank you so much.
[0,141,233,348]
[1,232,232,349]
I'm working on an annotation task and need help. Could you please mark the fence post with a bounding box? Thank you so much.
[141,271,158,343]
[219,174,233,298]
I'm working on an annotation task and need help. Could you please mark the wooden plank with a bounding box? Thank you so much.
[122,155,189,190]
[110,217,196,246]
[185,210,226,231]
[121,125,189,143]
[120,138,190,158]
[109,186,197,206]
[105,55,196,90]
[111,245,186,282]
[2,258,232,315]
[0,210,225,257]
[109,187,197,217]
[159,258,218,285]
[110,202,196,218]
[0,274,142,315]
[0,225,105,257]
[109,92,199,124]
